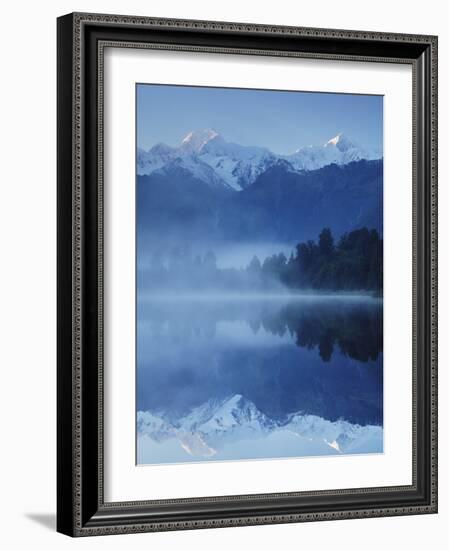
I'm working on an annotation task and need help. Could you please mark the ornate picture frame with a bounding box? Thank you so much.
[57,12,437,536]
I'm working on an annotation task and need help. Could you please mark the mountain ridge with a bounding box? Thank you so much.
[137,129,381,191]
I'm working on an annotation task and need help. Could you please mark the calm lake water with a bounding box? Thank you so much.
[136,295,383,465]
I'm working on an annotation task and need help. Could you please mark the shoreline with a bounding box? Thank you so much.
[139,291,383,302]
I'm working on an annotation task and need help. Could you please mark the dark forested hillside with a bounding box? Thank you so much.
[218,159,383,242]
[137,159,383,248]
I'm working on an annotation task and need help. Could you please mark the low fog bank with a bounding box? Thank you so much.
[137,227,383,295]
[214,242,295,269]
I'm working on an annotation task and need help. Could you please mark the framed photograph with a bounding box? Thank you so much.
[57,12,438,536]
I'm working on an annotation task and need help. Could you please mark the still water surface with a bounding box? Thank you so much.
[137,295,383,464]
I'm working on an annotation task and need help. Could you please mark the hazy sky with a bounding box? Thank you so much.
[137,84,383,155]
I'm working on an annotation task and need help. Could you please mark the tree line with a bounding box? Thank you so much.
[257,227,383,291]
[139,227,383,293]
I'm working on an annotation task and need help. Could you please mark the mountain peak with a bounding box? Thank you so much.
[325,133,356,152]
[180,128,223,153]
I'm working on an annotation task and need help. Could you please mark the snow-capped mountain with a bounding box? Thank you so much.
[137,394,382,459]
[137,129,381,191]
[180,128,221,153]
[288,133,379,172]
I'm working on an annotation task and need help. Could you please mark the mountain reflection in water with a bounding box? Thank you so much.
[137,295,383,464]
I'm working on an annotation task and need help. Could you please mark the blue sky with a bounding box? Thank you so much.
[137,84,383,154]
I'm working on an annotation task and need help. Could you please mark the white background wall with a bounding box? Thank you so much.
[0,1,446,548]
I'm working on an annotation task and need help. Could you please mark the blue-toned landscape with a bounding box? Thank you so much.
[136,85,383,464]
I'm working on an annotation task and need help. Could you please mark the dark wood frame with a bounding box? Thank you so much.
[57,12,438,537]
